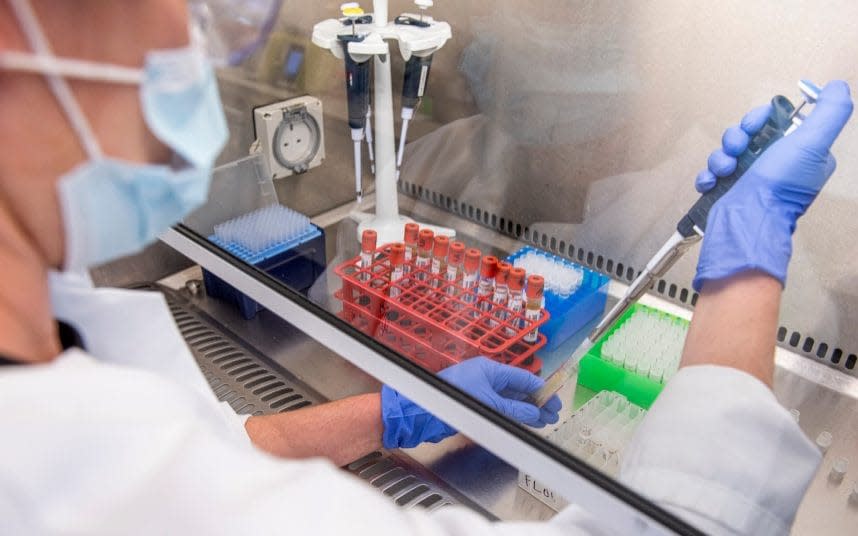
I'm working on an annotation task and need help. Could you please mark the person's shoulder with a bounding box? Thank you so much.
[0,348,210,422]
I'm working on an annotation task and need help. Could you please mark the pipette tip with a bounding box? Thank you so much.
[528,338,595,408]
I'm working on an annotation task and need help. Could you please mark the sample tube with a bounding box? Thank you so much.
[461,248,481,304]
[477,256,498,313]
[506,267,526,335]
[446,241,466,295]
[816,431,833,454]
[829,457,848,483]
[359,229,377,281]
[491,262,511,327]
[523,275,544,343]
[389,243,406,298]
[415,229,434,280]
[403,223,419,274]
[431,235,450,288]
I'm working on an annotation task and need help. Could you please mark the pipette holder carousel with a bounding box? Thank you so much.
[312,0,454,245]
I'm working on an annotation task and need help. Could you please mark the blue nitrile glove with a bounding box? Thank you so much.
[381,356,562,449]
[693,80,853,291]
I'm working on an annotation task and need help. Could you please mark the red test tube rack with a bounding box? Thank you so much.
[334,241,549,374]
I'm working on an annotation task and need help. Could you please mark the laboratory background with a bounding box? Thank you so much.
[85,0,858,533]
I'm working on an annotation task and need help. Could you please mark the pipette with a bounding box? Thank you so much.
[529,81,821,408]
[339,3,372,203]
[396,0,435,180]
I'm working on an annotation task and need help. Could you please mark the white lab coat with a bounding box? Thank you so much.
[0,272,820,535]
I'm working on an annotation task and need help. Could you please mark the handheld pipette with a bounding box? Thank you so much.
[397,53,433,179]
[530,81,821,407]
[395,0,435,180]
[339,3,372,203]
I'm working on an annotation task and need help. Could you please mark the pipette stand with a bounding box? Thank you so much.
[312,0,455,245]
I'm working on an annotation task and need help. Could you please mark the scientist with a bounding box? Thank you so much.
[0,1,853,535]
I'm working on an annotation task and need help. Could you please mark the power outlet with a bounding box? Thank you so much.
[252,96,325,179]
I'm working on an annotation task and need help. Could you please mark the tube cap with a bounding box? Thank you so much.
[496,262,511,286]
[361,229,377,253]
[390,243,406,266]
[481,256,498,278]
[404,223,419,244]
[449,241,466,264]
[509,267,526,291]
[464,248,481,272]
[526,275,545,299]
[433,235,450,257]
[418,229,434,251]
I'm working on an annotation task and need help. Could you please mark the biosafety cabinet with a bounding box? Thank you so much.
[106,1,858,534]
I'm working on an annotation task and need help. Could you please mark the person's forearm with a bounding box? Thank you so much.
[244,393,383,466]
[681,270,782,387]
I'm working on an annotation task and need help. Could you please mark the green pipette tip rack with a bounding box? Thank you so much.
[577,303,689,409]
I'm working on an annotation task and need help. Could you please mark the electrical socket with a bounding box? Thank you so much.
[252,96,325,179]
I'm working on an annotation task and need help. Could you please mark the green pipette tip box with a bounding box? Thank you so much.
[576,303,689,409]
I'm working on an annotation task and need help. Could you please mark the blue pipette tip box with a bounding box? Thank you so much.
[203,224,326,320]
[506,247,609,351]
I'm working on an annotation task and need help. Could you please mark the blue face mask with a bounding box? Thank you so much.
[1,5,228,272]
[56,48,228,271]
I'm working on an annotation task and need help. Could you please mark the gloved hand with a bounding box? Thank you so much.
[381,356,562,449]
[693,80,853,291]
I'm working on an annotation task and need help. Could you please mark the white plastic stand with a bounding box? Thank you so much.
[312,0,455,245]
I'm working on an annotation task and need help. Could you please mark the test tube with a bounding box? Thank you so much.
[388,243,406,298]
[477,256,498,313]
[505,267,526,335]
[431,235,450,288]
[359,229,377,281]
[817,431,833,454]
[523,275,544,343]
[415,229,434,281]
[461,248,481,304]
[829,457,849,483]
[491,262,511,327]
[403,223,419,274]
[446,241,466,296]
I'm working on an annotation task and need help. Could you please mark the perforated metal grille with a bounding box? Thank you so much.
[163,294,316,416]
[346,452,455,511]
[399,180,858,377]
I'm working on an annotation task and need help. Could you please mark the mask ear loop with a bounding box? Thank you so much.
[0,52,143,85]
[9,0,104,161]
